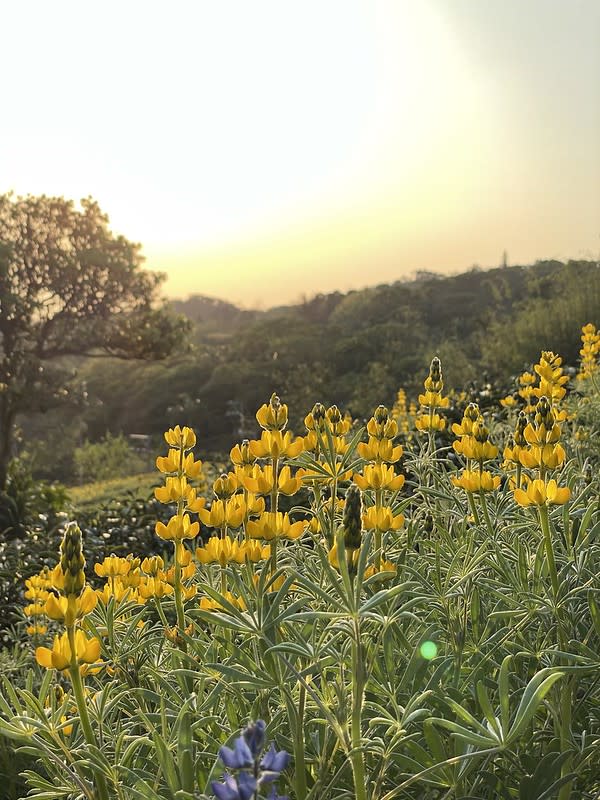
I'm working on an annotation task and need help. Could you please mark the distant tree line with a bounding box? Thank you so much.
[15,257,598,484]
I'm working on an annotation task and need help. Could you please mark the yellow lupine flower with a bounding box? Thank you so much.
[518,443,566,470]
[353,464,405,492]
[141,555,164,575]
[246,511,306,541]
[500,395,518,408]
[366,409,398,440]
[364,560,396,580]
[95,581,139,605]
[523,421,561,447]
[195,536,270,566]
[156,448,180,473]
[248,430,304,460]
[256,393,288,431]
[24,601,46,617]
[137,577,174,599]
[230,440,256,470]
[415,413,446,432]
[164,425,196,449]
[452,470,501,493]
[513,478,571,507]
[362,505,404,532]
[198,498,245,530]
[418,390,449,408]
[357,437,403,463]
[94,555,131,578]
[45,585,98,624]
[327,540,360,571]
[241,464,303,496]
[155,513,200,541]
[199,592,247,611]
[26,624,47,636]
[36,630,101,671]
[212,472,239,499]
[453,437,498,461]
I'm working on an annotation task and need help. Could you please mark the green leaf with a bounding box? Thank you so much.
[508,669,565,743]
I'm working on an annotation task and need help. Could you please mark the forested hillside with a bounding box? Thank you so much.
[20,259,600,481]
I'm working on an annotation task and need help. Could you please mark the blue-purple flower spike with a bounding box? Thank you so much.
[243,719,266,758]
[212,720,289,800]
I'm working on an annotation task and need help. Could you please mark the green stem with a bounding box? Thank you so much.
[68,631,109,800]
[270,457,279,574]
[478,490,495,538]
[557,679,573,800]
[294,683,308,800]
[173,541,186,639]
[467,492,481,526]
[538,504,560,601]
[350,618,367,800]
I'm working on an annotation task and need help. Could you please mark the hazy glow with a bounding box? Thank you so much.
[1,0,598,305]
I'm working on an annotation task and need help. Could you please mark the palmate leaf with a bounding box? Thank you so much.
[432,666,565,753]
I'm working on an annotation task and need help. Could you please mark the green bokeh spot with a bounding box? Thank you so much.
[420,641,438,660]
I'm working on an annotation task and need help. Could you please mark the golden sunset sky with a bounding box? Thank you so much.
[2,0,599,306]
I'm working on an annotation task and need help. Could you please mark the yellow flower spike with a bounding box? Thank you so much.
[518,443,566,470]
[164,425,196,449]
[95,581,134,605]
[196,536,239,566]
[156,448,180,474]
[357,436,403,463]
[138,577,174,599]
[182,452,203,479]
[154,475,194,504]
[44,585,97,625]
[366,406,399,440]
[230,440,256,469]
[362,505,404,532]
[513,478,571,507]
[241,464,303,496]
[353,464,405,492]
[199,592,247,612]
[24,601,46,617]
[452,470,501,493]
[198,498,245,530]
[155,513,200,541]
[248,430,304,460]
[212,472,239,499]
[94,555,131,578]
[327,540,360,571]
[26,623,48,636]
[141,555,164,575]
[35,630,101,672]
[246,511,307,541]
[415,413,446,432]
[326,405,352,435]
[364,560,396,580]
[256,393,289,431]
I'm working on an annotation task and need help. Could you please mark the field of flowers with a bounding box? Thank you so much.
[1,324,600,800]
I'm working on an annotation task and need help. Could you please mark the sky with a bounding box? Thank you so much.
[1,0,599,307]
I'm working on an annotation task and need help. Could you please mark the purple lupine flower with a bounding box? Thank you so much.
[260,743,290,777]
[213,720,289,800]
[211,772,257,800]
[242,719,266,758]
[219,736,254,770]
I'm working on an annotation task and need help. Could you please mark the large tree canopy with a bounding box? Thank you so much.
[0,193,188,487]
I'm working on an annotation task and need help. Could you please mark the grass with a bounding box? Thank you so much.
[67,472,161,511]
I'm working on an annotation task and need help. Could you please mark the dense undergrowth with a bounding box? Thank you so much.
[1,324,600,799]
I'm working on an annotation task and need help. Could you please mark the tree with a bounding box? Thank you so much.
[0,193,188,489]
